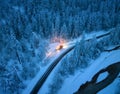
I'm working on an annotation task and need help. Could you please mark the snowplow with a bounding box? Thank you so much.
[56,44,63,51]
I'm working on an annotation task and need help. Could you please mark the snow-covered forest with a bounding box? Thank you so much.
[0,0,120,94]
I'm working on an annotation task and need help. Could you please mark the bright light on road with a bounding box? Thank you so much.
[56,43,68,51]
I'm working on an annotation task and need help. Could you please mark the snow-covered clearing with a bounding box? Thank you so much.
[59,49,120,94]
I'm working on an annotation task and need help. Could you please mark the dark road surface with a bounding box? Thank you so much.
[30,45,75,94]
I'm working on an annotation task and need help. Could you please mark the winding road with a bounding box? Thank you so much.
[28,31,112,94]
[30,45,74,94]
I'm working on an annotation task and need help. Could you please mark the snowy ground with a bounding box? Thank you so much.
[38,49,120,94]
[59,49,120,94]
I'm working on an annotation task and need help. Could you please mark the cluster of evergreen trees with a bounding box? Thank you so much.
[0,0,120,39]
[0,0,120,93]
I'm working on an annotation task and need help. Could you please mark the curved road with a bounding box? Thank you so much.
[30,45,75,94]
[30,31,111,94]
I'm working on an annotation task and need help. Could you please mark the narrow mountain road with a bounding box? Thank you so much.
[30,45,74,94]
[29,31,111,94]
